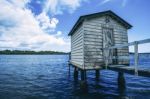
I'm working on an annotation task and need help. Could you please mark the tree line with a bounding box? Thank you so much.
[0,50,68,55]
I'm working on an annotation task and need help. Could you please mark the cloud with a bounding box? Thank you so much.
[101,0,112,5]
[100,0,128,7]
[36,12,59,32]
[7,0,31,8]
[0,0,70,52]
[122,0,128,7]
[43,0,89,15]
[56,31,62,36]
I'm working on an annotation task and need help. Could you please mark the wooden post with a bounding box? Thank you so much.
[118,72,126,89]
[68,64,71,77]
[81,70,86,81]
[80,70,88,92]
[74,67,78,80]
[105,49,109,69]
[68,52,71,77]
[113,48,118,65]
[95,70,100,81]
[134,41,139,75]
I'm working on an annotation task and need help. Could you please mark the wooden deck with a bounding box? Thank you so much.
[102,38,150,78]
[102,65,150,78]
[69,38,150,78]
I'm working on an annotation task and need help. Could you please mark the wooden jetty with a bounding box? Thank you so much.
[102,38,150,78]
[68,10,150,88]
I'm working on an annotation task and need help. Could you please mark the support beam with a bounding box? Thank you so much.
[134,42,139,75]
[104,65,150,78]
[118,72,126,89]
[81,70,86,81]
[68,64,71,78]
[74,67,78,81]
[95,70,100,81]
[80,70,88,92]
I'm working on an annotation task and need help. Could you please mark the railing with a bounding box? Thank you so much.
[103,38,150,75]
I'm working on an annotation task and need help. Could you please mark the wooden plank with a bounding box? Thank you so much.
[71,25,83,36]
[70,61,84,70]
[84,24,102,29]
[84,66,102,70]
[138,38,150,44]
[114,34,127,38]
[84,35,102,39]
[84,41,103,45]
[71,32,82,41]
[84,38,103,43]
[84,39,102,43]
[134,42,139,75]
[84,59,103,63]
[71,47,83,52]
[84,55,103,59]
[72,35,83,43]
[71,31,83,40]
[72,42,83,48]
[103,38,150,50]
[71,51,83,54]
[105,65,150,78]
[72,44,83,50]
[71,53,83,56]
[84,23,101,28]
[84,28,101,32]
[114,38,128,41]
[84,48,102,52]
[84,30,102,35]
[71,59,83,63]
[71,59,83,61]
[84,46,103,50]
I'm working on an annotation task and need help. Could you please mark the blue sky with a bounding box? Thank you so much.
[0,0,150,52]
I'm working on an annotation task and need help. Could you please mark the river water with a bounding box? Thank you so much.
[0,55,149,99]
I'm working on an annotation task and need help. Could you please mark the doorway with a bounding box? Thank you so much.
[102,28,114,65]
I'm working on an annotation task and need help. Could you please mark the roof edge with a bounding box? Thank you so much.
[68,10,132,36]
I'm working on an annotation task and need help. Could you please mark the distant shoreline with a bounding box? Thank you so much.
[0,50,149,55]
[0,54,69,55]
[0,50,69,55]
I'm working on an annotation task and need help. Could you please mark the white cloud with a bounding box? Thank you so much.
[100,0,128,7]
[0,0,70,52]
[101,0,112,5]
[7,0,31,8]
[122,0,128,7]
[56,31,62,36]
[36,12,59,31]
[43,0,89,15]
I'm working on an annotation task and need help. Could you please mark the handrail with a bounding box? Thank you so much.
[103,38,150,75]
[103,38,150,50]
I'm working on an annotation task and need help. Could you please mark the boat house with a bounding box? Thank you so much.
[68,10,132,70]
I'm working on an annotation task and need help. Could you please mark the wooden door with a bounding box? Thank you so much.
[103,28,114,65]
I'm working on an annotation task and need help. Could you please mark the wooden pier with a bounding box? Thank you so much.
[103,38,150,78]
[104,65,150,77]
[69,38,150,90]
[68,10,150,89]
[69,38,150,78]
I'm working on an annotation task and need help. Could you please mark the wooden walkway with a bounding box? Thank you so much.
[102,65,150,78]
[103,38,150,78]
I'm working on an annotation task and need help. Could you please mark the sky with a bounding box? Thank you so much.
[0,0,150,52]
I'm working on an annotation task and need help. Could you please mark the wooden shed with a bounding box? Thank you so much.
[68,10,132,70]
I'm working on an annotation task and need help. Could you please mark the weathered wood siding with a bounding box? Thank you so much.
[71,24,84,68]
[83,15,129,69]
[83,17,103,69]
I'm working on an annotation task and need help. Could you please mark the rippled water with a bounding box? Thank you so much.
[0,55,150,99]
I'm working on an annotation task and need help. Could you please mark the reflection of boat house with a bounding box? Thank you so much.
[68,10,132,70]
